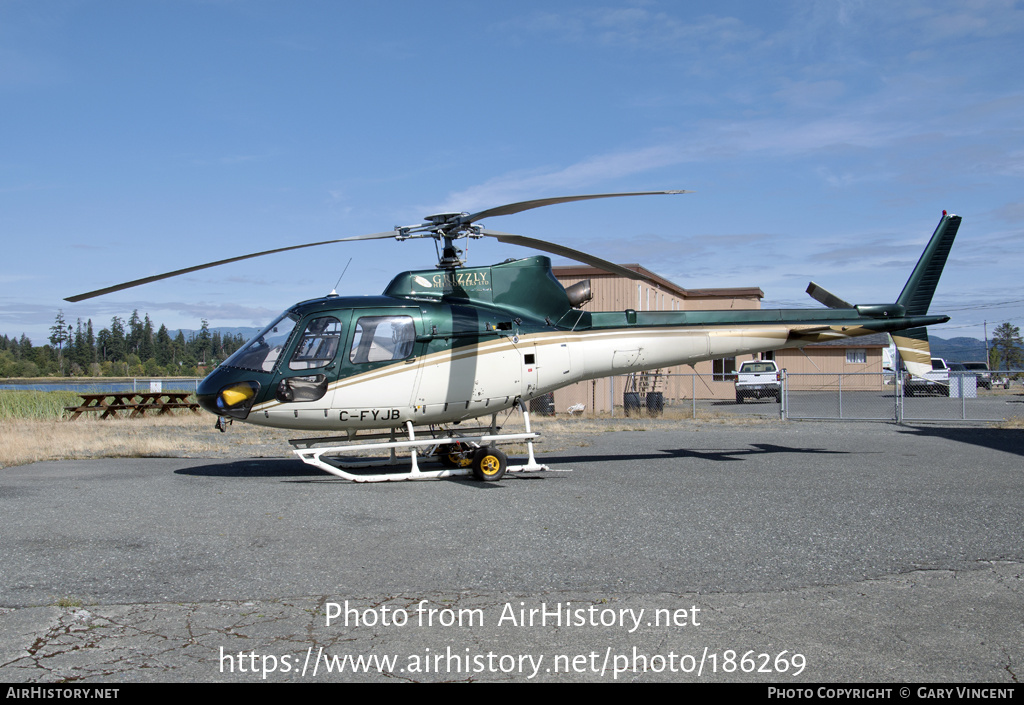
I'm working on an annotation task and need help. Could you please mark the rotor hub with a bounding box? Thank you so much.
[423,212,468,227]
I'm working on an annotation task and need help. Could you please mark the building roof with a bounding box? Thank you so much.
[552,264,764,301]
[803,332,892,348]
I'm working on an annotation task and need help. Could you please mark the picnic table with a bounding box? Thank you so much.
[64,392,200,420]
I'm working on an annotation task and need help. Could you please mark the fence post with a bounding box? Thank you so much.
[780,369,787,420]
[894,349,903,424]
[692,374,696,419]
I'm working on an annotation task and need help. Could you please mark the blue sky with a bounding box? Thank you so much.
[3,0,1023,345]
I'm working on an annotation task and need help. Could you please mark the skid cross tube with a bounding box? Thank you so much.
[289,404,551,482]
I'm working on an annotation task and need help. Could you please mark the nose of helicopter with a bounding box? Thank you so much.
[197,369,261,419]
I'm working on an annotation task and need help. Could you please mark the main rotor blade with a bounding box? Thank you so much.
[464,190,691,223]
[478,228,664,287]
[64,232,395,302]
[335,230,405,242]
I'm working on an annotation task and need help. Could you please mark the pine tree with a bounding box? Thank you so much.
[86,320,97,365]
[990,322,1023,370]
[140,314,155,361]
[108,316,126,362]
[127,310,144,356]
[71,319,87,372]
[155,324,173,366]
[49,310,73,375]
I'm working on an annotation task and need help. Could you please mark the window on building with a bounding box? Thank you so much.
[713,357,737,381]
[846,349,867,364]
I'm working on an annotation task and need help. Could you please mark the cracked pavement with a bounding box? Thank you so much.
[1,422,1022,682]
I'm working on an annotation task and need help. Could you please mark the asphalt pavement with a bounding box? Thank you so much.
[1,421,1022,683]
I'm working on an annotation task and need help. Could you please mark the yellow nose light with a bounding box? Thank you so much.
[221,385,256,407]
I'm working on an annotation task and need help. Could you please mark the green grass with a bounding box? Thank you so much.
[0,389,197,421]
[0,390,84,420]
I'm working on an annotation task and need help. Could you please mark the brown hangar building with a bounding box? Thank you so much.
[549,264,889,414]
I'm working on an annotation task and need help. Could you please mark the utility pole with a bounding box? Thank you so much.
[984,320,990,367]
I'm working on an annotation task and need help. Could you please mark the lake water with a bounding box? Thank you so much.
[0,378,202,393]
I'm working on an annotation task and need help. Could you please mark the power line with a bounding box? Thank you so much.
[941,298,1024,312]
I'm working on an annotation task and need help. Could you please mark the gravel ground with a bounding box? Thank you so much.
[2,416,1021,683]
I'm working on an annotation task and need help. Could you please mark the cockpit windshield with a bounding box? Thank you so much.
[222,311,300,372]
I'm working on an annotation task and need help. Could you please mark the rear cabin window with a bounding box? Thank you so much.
[349,315,415,364]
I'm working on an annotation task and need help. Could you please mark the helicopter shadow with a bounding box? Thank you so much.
[539,443,850,467]
[175,458,338,481]
[173,457,531,486]
[896,424,1024,458]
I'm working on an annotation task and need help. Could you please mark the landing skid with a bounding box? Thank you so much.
[289,403,554,482]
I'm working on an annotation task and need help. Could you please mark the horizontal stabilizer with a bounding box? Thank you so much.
[807,281,852,309]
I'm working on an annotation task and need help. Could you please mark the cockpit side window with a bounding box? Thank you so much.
[289,316,343,370]
[349,315,415,364]
[223,311,300,373]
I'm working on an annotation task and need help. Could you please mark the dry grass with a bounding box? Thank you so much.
[1,416,207,468]
[0,414,299,469]
[0,406,775,469]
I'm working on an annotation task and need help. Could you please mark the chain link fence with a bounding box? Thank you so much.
[897,371,1024,422]
[783,371,1024,423]
[783,372,896,421]
[531,371,1024,424]
[532,373,784,421]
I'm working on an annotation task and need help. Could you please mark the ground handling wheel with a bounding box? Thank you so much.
[438,442,474,469]
[471,446,507,482]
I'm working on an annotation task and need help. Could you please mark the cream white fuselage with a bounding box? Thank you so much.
[244,325,794,431]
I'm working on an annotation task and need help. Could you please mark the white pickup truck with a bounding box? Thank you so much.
[735,360,781,403]
[904,357,950,396]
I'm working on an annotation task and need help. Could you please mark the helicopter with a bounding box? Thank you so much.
[67,192,960,482]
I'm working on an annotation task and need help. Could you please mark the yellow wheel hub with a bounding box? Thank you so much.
[479,455,501,476]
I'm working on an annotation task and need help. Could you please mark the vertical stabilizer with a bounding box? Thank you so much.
[891,213,960,378]
[897,214,961,316]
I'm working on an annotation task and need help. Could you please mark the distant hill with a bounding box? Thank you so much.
[929,335,988,362]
